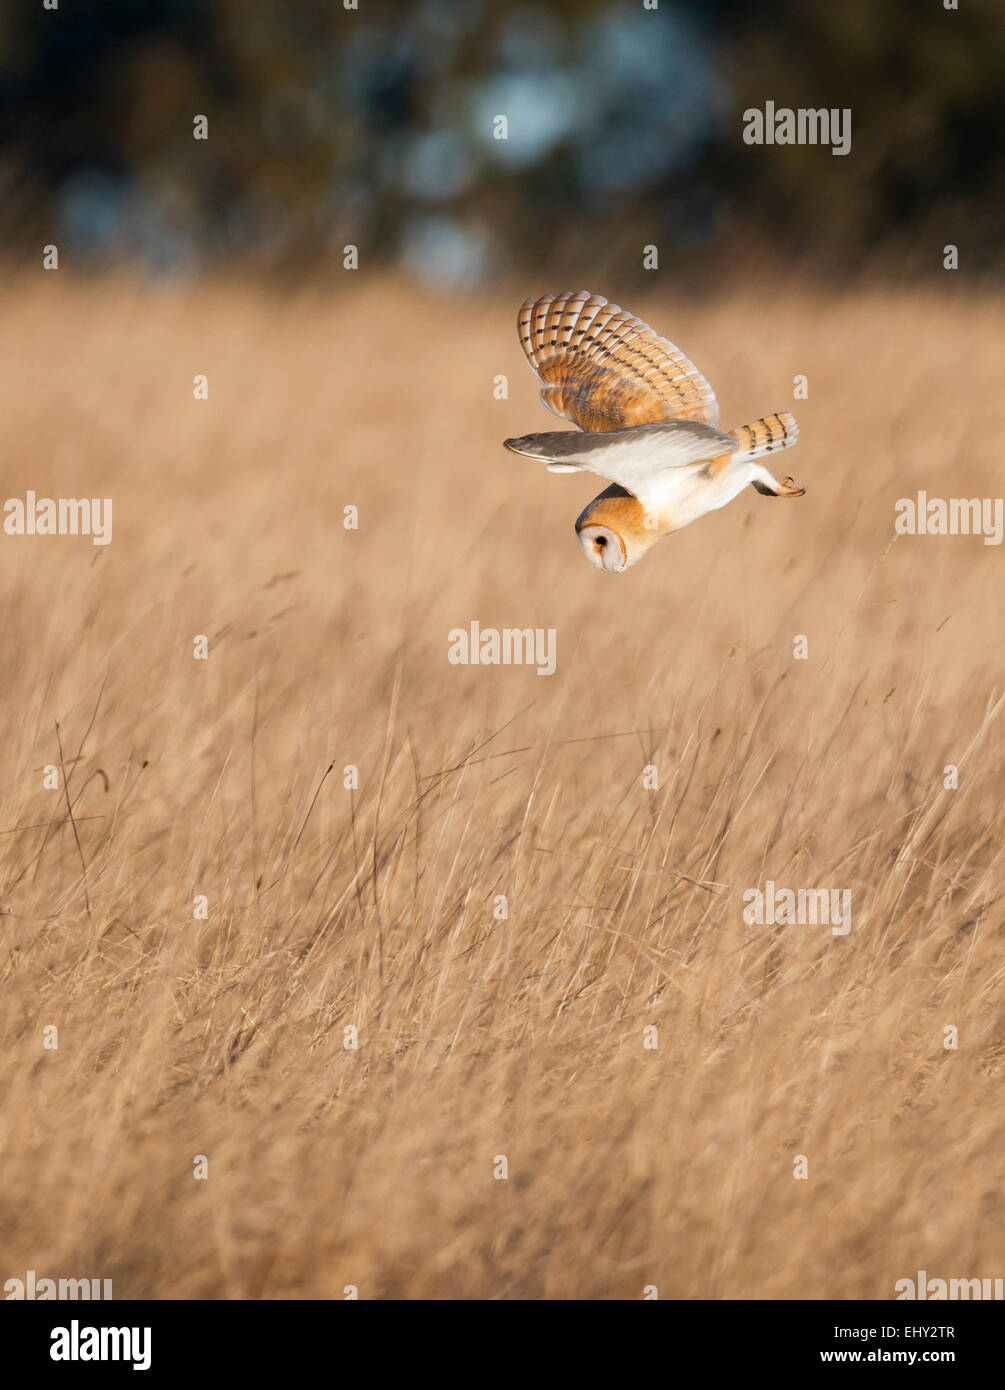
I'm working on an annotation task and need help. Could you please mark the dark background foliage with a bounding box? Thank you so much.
[1,0,1002,285]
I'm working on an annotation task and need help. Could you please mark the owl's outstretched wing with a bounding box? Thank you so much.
[517,291,720,433]
[503,419,734,506]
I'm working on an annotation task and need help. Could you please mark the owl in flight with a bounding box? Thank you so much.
[504,291,804,572]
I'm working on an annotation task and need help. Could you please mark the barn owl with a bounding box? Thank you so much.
[504,291,804,572]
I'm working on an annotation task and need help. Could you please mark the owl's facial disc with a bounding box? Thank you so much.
[577,523,627,573]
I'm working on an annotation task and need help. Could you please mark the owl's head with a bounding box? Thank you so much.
[575,485,666,573]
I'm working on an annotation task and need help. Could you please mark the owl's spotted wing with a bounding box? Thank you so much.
[517,291,720,433]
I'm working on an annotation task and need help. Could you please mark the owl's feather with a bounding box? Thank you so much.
[730,412,799,461]
[503,420,735,503]
[517,291,720,433]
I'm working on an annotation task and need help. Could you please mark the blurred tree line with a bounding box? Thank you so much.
[0,0,1001,286]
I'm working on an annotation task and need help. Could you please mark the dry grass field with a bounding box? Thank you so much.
[0,273,1002,1299]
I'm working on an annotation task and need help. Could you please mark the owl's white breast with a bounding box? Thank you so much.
[649,454,759,527]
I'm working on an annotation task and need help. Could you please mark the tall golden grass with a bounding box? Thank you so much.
[0,275,1002,1298]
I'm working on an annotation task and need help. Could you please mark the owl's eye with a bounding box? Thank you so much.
[577,523,625,572]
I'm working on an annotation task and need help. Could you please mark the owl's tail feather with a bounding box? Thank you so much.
[730,412,798,461]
